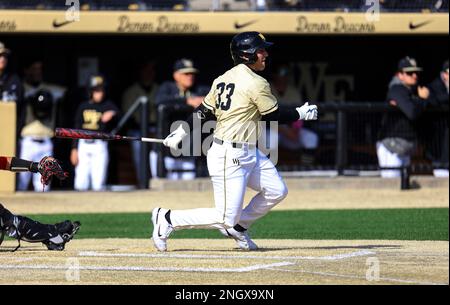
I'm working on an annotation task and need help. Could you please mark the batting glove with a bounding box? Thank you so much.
[296,102,318,121]
[163,124,187,150]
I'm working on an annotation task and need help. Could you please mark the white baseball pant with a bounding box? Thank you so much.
[75,139,109,191]
[376,141,411,178]
[18,137,53,192]
[170,141,288,230]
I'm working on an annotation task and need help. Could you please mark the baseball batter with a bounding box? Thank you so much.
[152,32,318,251]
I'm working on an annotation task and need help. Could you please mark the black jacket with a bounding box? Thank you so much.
[0,72,25,133]
[423,76,449,164]
[155,81,209,106]
[427,76,448,106]
[378,77,426,141]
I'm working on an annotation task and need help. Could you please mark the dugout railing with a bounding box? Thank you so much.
[112,96,151,189]
[155,102,448,190]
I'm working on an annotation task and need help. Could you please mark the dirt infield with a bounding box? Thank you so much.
[0,187,448,214]
[0,239,447,285]
[1,187,447,285]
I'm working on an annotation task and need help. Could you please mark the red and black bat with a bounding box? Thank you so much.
[55,128,164,143]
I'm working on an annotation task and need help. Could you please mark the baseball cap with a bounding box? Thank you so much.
[89,75,105,90]
[398,56,423,73]
[442,60,449,73]
[0,41,11,56]
[173,58,199,74]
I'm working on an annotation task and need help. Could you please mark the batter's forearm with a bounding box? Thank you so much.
[261,107,300,124]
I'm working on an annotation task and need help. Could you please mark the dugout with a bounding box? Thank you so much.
[0,10,448,189]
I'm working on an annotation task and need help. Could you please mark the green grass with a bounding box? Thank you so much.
[27,208,448,241]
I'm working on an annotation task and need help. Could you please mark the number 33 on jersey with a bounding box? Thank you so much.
[202,64,279,143]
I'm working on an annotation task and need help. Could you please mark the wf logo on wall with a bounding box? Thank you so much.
[292,62,355,103]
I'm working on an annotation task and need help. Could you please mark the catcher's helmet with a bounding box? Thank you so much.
[29,90,53,121]
[230,31,273,65]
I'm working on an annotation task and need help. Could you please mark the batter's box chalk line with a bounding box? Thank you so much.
[0,261,294,273]
[0,250,375,274]
[77,249,376,261]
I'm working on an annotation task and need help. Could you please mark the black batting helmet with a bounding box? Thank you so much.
[29,90,53,121]
[230,31,273,65]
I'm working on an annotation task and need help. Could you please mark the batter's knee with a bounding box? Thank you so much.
[268,182,288,203]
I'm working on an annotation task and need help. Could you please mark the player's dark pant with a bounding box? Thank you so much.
[0,203,78,251]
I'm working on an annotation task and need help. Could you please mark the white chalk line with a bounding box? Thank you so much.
[78,249,375,261]
[267,268,448,285]
[0,250,373,275]
[4,257,36,263]
[0,261,294,273]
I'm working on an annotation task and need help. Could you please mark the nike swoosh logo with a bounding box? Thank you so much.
[155,208,160,224]
[409,20,432,30]
[234,20,258,30]
[158,226,162,237]
[52,20,75,28]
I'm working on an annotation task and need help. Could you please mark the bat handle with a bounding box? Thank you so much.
[141,138,165,144]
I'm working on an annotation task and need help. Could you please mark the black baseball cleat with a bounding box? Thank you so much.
[44,221,81,251]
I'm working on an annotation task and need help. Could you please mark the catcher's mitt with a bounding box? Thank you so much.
[38,156,69,186]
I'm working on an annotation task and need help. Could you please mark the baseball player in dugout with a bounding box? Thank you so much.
[71,75,119,191]
[377,57,429,178]
[152,32,318,251]
[19,59,67,191]
[0,156,80,251]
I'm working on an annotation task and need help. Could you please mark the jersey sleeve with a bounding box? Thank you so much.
[253,79,278,116]
[387,85,424,121]
[0,156,8,170]
[202,82,216,112]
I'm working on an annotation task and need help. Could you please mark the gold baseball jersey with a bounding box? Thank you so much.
[202,64,278,143]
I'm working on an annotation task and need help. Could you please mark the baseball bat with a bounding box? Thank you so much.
[55,128,164,144]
